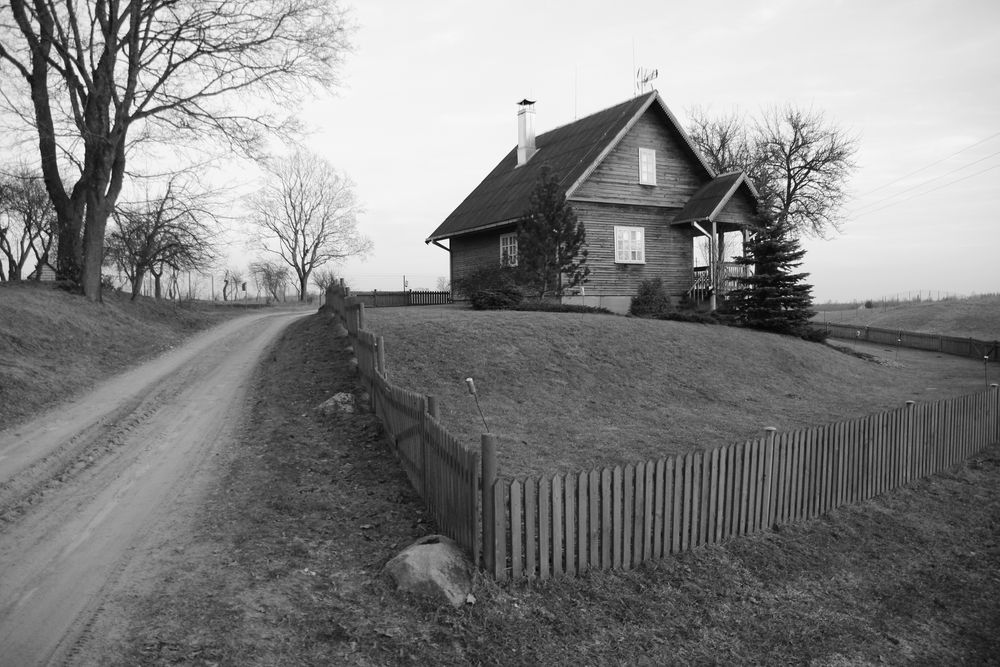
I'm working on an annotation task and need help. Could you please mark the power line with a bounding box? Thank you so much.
[851,148,1000,214]
[856,130,1000,198]
[852,163,1000,219]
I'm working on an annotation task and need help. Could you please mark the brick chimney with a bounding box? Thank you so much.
[516,99,537,166]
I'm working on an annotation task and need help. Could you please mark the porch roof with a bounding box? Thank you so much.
[671,171,759,232]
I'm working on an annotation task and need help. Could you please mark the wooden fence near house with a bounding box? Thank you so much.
[484,387,1000,581]
[326,281,1000,582]
[818,322,999,362]
[327,283,480,563]
[351,290,452,308]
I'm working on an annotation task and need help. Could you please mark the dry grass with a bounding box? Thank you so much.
[364,306,994,477]
[0,282,243,428]
[814,294,1000,340]
[105,311,1000,665]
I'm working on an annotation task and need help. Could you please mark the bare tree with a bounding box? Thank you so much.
[250,151,370,301]
[0,164,56,281]
[251,260,290,302]
[222,266,244,302]
[105,178,217,300]
[0,0,353,300]
[688,105,858,237]
[311,267,339,295]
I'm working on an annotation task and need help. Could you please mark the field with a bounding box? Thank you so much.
[814,293,1000,340]
[364,306,996,478]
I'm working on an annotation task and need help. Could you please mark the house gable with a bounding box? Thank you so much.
[569,104,713,209]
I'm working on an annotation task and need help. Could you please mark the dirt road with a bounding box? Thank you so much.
[0,309,308,666]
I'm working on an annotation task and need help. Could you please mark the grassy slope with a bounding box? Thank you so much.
[0,282,242,427]
[814,294,1000,340]
[107,312,1000,665]
[365,307,994,477]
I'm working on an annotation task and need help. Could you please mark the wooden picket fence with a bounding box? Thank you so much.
[351,290,452,308]
[326,283,480,562]
[326,282,1000,582]
[484,387,1000,581]
[818,321,999,362]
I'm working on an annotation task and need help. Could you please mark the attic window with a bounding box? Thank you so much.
[500,232,518,267]
[638,148,657,185]
[614,226,645,264]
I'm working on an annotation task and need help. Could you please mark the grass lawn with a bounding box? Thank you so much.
[813,293,1000,340]
[364,306,995,478]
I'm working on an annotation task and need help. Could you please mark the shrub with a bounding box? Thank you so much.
[468,287,523,310]
[453,266,523,310]
[800,327,830,343]
[629,278,673,317]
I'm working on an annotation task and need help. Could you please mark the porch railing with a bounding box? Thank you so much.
[689,263,750,302]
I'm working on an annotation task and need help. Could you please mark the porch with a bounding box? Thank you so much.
[688,262,751,304]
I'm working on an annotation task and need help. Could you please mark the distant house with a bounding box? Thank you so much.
[425,91,760,313]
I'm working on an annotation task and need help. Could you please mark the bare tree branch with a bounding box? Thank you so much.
[249,150,370,301]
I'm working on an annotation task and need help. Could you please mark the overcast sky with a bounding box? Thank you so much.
[294,0,999,303]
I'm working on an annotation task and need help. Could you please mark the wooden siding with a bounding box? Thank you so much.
[714,187,757,227]
[574,202,694,297]
[450,229,513,295]
[573,107,708,208]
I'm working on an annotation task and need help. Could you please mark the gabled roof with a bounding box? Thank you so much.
[426,91,717,243]
[671,172,760,226]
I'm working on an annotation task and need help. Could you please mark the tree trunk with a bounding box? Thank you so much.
[130,268,146,301]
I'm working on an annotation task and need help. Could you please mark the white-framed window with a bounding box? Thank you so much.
[500,232,518,266]
[638,147,657,185]
[614,226,645,264]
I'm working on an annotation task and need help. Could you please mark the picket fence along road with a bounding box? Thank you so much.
[0,308,309,666]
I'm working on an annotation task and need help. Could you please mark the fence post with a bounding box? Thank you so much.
[482,434,498,574]
[992,384,999,443]
[376,335,387,378]
[905,400,916,482]
[763,427,777,528]
[357,302,365,333]
[370,339,379,413]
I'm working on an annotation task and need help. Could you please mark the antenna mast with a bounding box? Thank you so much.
[636,66,659,95]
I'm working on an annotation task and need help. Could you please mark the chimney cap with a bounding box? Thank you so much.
[517,98,536,106]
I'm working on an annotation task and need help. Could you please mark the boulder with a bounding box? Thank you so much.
[383,535,473,608]
[316,392,356,416]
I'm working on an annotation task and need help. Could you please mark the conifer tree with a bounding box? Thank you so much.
[728,216,815,334]
[515,167,590,298]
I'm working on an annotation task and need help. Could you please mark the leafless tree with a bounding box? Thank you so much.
[104,177,217,300]
[222,266,244,302]
[311,267,339,295]
[0,0,353,300]
[250,151,370,301]
[250,260,289,302]
[435,276,450,292]
[0,164,56,281]
[688,106,858,237]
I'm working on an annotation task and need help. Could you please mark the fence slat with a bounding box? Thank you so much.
[552,475,563,578]
[671,456,683,553]
[565,474,576,577]
[539,477,551,580]
[493,483,507,581]
[653,459,666,558]
[632,462,645,566]
[681,454,693,551]
[623,465,635,568]
[643,463,655,562]
[589,470,600,570]
[525,478,537,580]
[510,481,523,581]
[612,466,623,569]
[578,470,589,574]
[601,468,612,570]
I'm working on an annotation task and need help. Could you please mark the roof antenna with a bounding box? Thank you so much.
[636,67,659,95]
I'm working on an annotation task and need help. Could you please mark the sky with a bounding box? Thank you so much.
[288,0,999,303]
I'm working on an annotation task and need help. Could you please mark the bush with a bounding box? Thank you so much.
[468,287,523,310]
[800,326,830,343]
[629,279,673,317]
[453,266,523,310]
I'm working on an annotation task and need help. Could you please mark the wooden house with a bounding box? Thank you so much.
[425,91,760,313]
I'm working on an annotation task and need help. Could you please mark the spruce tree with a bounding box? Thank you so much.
[728,216,815,334]
[515,166,590,298]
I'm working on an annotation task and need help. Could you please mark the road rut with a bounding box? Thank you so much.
[0,309,308,666]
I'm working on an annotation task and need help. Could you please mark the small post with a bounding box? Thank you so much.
[369,339,378,412]
[991,384,999,443]
[905,400,916,482]
[357,302,365,332]
[986,356,991,388]
[763,427,777,528]
[376,335,386,377]
[482,433,498,573]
